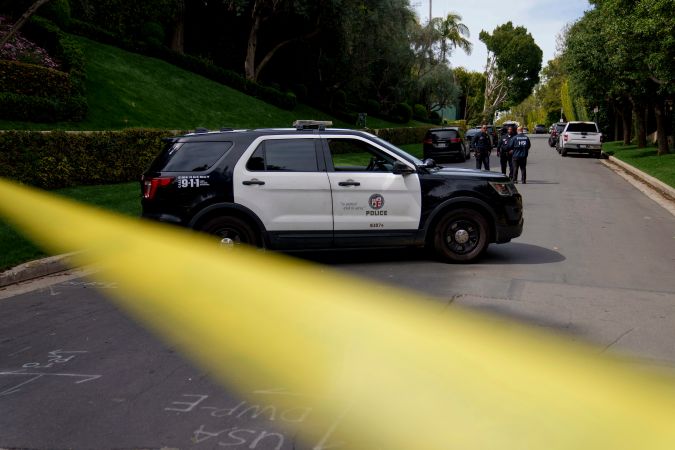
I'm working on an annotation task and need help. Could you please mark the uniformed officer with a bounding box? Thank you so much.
[472,124,492,171]
[497,125,516,179]
[509,126,531,184]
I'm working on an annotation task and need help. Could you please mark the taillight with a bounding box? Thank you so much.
[423,138,433,144]
[450,138,462,143]
[563,133,569,142]
[142,176,174,200]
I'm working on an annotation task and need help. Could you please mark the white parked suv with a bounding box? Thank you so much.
[557,121,603,158]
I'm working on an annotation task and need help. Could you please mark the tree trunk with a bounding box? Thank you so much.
[170,0,185,54]
[614,102,621,141]
[621,101,632,145]
[244,14,261,81]
[0,0,52,50]
[633,101,647,148]
[654,99,670,155]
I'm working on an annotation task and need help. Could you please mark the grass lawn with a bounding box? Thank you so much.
[0,36,430,132]
[603,141,675,189]
[0,182,140,271]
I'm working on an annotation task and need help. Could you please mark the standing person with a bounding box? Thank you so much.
[509,126,531,184]
[472,124,492,171]
[497,125,516,178]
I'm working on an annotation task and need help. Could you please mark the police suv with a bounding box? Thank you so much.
[141,121,523,263]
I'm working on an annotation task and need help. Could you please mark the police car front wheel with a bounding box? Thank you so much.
[432,209,489,263]
[202,216,259,248]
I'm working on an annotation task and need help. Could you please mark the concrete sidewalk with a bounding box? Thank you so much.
[2,153,674,288]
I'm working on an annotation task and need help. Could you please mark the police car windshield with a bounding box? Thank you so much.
[368,135,424,166]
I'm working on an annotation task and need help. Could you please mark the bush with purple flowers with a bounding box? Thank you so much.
[0,15,60,70]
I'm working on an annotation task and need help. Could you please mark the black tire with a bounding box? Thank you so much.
[561,147,567,157]
[431,209,489,263]
[201,216,259,247]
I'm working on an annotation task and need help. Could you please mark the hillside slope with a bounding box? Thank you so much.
[0,36,416,131]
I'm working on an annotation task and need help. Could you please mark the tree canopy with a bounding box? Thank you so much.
[479,21,542,121]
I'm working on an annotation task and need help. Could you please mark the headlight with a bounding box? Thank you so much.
[489,181,517,196]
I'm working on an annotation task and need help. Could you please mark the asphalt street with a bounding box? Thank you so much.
[1,135,674,449]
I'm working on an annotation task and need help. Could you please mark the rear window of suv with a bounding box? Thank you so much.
[150,141,233,172]
[566,123,598,133]
[429,130,459,140]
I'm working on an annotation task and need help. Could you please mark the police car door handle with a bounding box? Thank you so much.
[338,180,360,186]
[243,179,265,186]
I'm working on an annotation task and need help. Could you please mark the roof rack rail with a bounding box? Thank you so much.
[220,127,234,132]
[293,120,333,131]
[194,127,209,133]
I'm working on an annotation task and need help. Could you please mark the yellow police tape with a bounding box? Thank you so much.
[1,177,674,449]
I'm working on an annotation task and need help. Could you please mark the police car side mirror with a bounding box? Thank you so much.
[423,158,435,168]
[393,161,416,175]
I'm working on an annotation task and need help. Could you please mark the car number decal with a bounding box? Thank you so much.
[177,176,210,188]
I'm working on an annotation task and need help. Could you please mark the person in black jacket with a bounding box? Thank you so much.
[472,124,492,171]
[508,126,531,184]
[497,125,516,178]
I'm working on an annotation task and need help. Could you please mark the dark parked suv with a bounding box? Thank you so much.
[422,127,469,162]
[534,124,547,134]
[141,121,523,262]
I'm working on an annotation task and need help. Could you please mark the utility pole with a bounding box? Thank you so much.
[429,0,432,22]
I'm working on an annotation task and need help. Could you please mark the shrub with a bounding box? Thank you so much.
[429,110,441,124]
[390,102,412,124]
[364,99,380,115]
[9,17,89,122]
[0,15,60,69]
[369,126,434,146]
[141,21,165,46]
[413,104,428,121]
[0,60,72,99]
[0,129,186,189]
[40,0,72,29]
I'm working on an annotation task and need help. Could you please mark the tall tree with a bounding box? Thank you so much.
[479,22,542,122]
[223,0,323,81]
[454,67,485,124]
[436,12,471,62]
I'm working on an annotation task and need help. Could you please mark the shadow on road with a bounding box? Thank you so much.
[290,248,427,265]
[287,242,564,266]
[480,242,565,265]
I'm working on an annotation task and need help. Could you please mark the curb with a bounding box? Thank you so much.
[0,253,76,289]
[603,155,675,202]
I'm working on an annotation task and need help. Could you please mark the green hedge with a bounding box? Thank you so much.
[368,126,434,146]
[68,19,297,111]
[0,60,73,100]
[0,127,431,191]
[0,129,184,189]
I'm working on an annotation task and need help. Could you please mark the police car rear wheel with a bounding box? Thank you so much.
[433,209,488,263]
[202,216,259,248]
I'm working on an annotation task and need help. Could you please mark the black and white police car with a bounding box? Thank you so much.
[141,121,523,262]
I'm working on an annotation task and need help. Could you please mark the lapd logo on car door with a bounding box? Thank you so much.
[369,194,384,209]
[367,194,387,216]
